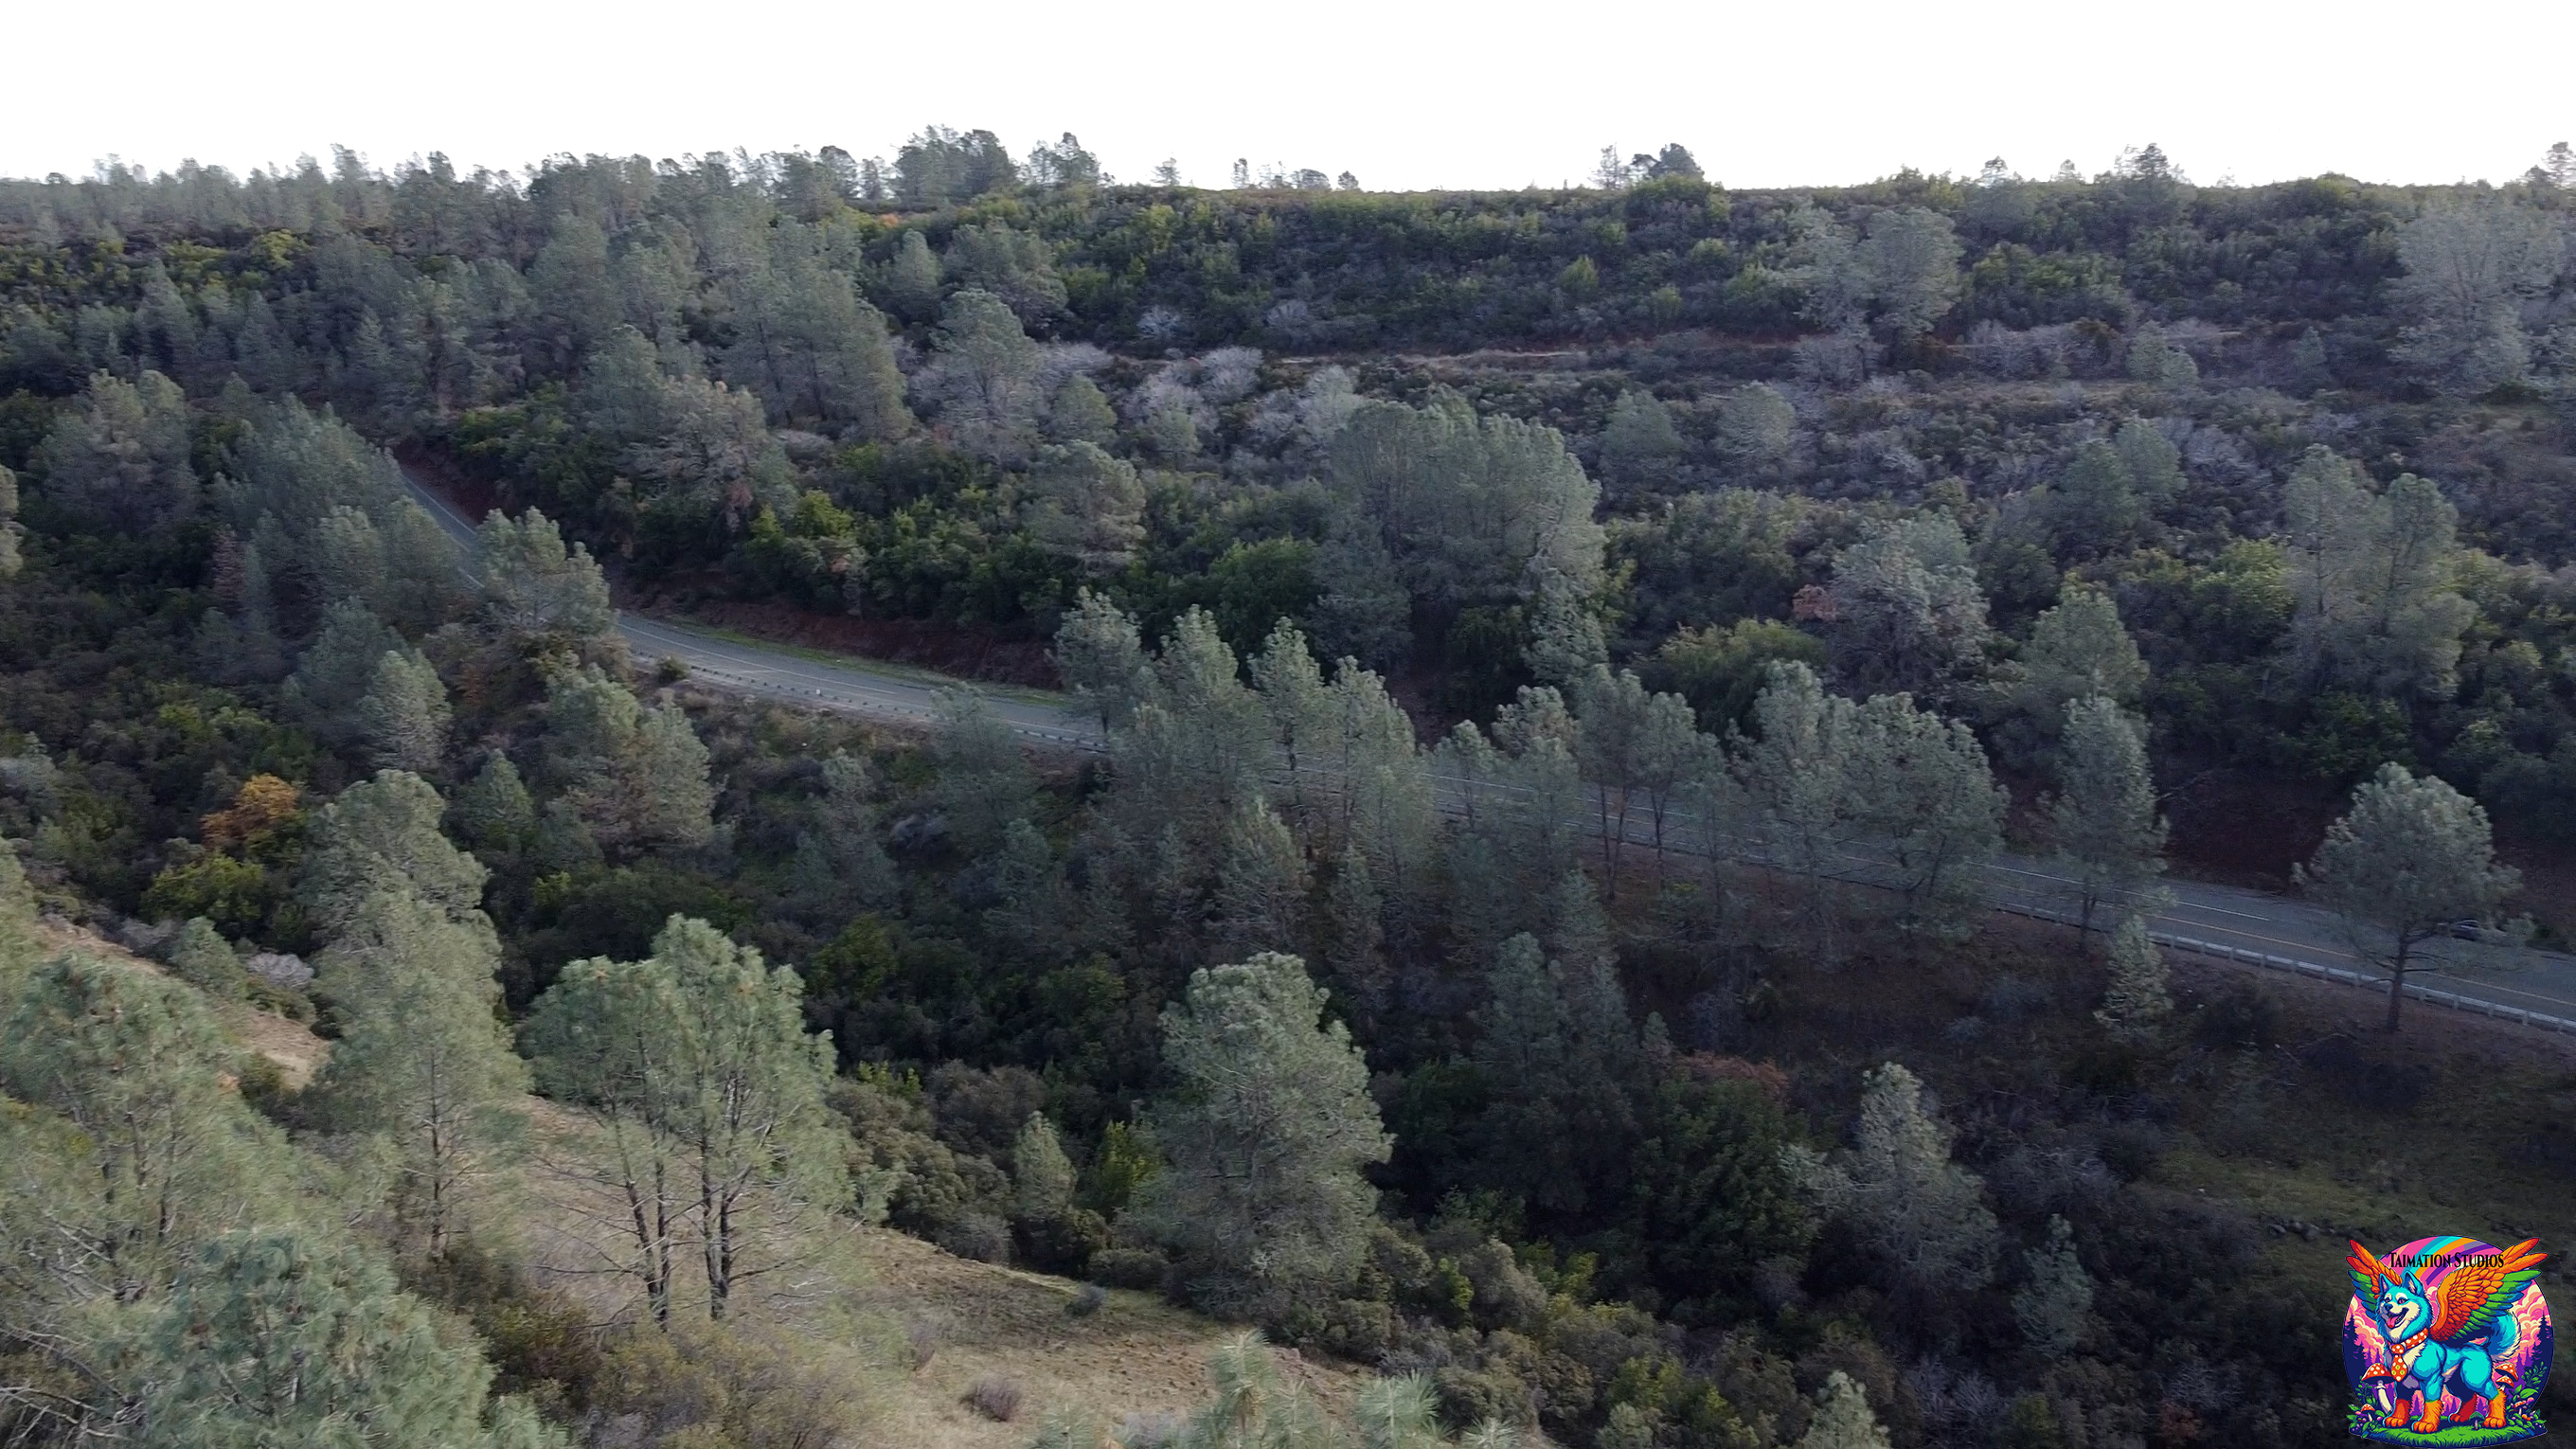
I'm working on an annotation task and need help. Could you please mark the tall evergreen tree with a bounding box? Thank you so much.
[1054,587,1149,731]
[2012,1216,2095,1357]
[475,509,618,660]
[449,753,536,864]
[541,666,715,854]
[522,951,690,1324]
[915,288,1043,459]
[357,647,452,775]
[930,689,1036,854]
[2281,449,2475,698]
[140,1232,562,1449]
[882,228,945,323]
[0,954,297,1303]
[2094,914,2173,1045]
[282,599,407,751]
[1599,387,1685,497]
[1022,441,1146,572]
[311,888,526,1256]
[1044,373,1119,446]
[1131,953,1389,1316]
[2046,695,2167,939]
[300,770,491,939]
[1796,1371,1892,1449]
[789,748,897,921]
[2299,762,2520,1029]
[1472,931,1643,1216]
[34,369,197,534]
[2010,587,2147,743]
[652,917,846,1316]
[1212,797,1308,958]
[1785,1063,1999,1292]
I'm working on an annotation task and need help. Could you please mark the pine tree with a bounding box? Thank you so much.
[311,887,526,1256]
[1212,796,1308,958]
[572,325,676,443]
[475,509,617,659]
[789,749,896,921]
[1796,1371,1891,1449]
[282,599,406,750]
[931,689,1035,853]
[1857,206,1963,338]
[1045,373,1119,445]
[1132,954,1390,1316]
[1473,929,1643,1216]
[167,917,247,999]
[1717,384,1798,468]
[300,770,491,939]
[1842,692,2007,938]
[2299,762,2520,1030]
[34,368,198,534]
[1108,609,1275,864]
[883,228,944,323]
[1600,387,1685,497]
[1022,441,1146,571]
[358,648,452,775]
[2293,326,2331,390]
[719,223,911,438]
[916,288,1042,460]
[0,461,23,578]
[2281,449,2475,698]
[2013,1215,2095,1356]
[1573,667,1708,891]
[1524,569,1607,687]
[1054,587,1149,731]
[542,666,715,854]
[140,1231,560,1449]
[2123,323,2198,385]
[2047,695,2167,939]
[312,504,389,615]
[1320,848,1391,1027]
[2095,914,2174,1044]
[1011,1113,1077,1223]
[983,817,1075,960]
[0,954,297,1298]
[450,753,536,863]
[1734,662,1855,961]
[2012,587,2147,741]
[1352,1373,1444,1449]
[2048,440,2142,552]
[522,952,690,1323]
[652,918,846,1315]
[2390,199,2563,395]
[2110,419,2185,510]
[1326,391,1603,624]
[1827,514,1992,706]
[1784,1063,2000,1291]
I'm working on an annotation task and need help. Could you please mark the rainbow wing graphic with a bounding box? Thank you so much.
[2431,1239,2548,1347]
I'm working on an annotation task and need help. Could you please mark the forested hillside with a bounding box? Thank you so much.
[3,131,2575,1449]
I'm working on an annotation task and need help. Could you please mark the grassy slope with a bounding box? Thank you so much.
[34,921,1354,1445]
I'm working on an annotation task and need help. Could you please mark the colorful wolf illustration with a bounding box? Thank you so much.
[2347,1237,2547,1434]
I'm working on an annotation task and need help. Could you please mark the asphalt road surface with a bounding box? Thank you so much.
[395,464,1099,747]
[397,467,2576,1036]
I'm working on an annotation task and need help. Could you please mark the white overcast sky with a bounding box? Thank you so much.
[7,0,2568,192]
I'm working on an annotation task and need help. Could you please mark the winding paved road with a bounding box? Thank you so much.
[397,468,2576,1037]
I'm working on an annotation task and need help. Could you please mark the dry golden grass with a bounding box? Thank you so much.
[853,1229,1364,1448]
[39,919,1362,1446]
[32,920,331,1087]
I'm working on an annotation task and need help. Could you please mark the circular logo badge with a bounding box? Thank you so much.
[2345,1236,2551,1443]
